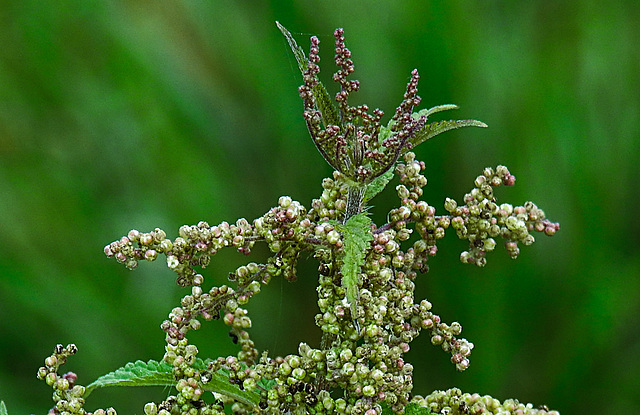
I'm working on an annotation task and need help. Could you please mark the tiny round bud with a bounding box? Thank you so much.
[144,402,158,415]
[144,249,158,261]
[128,229,140,242]
[167,255,179,269]
[450,321,462,335]
[340,349,353,362]
[45,356,58,367]
[160,239,173,251]
[56,377,70,391]
[278,196,292,208]
[140,233,154,246]
[291,367,306,380]
[483,238,496,251]
[45,372,58,386]
[363,385,376,397]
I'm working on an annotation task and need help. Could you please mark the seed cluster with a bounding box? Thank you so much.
[412,388,560,415]
[37,344,116,415]
[444,166,560,266]
[38,26,559,415]
[95,152,558,414]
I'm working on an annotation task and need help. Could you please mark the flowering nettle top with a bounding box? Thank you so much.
[38,23,560,415]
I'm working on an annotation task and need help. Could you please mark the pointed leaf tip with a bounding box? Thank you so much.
[276,21,307,74]
[410,118,488,148]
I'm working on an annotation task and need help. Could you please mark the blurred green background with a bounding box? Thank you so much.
[1,0,638,413]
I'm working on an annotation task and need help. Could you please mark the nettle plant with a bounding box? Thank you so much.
[29,23,561,415]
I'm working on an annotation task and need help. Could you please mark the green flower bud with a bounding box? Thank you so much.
[279,196,292,208]
[71,384,85,397]
[500,203,513,215]
[243,378,257,391]
[292,367,306,380]
[140,233,153,246]
[431,335,443,345]
[159,239,173,252]
[167,255,179,269]
[127,229,140,242]
[144,249,158,261]
[444,198,458,213]
[483,238,496,251]
[363,385,376,397]
[340,349,353,362]
[144,402,158,415]
[396,185,410,199]
[279,362,292,376]
[288,355,302,368]
[342,362,355,376]
[322,396,335,411]
[45,372,58,386]
[327,230,341,244]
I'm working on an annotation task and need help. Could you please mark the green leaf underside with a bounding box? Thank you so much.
[84,359,262,407]
[364,170,394,202]
[412,119,488,148]
[330,213,374,317]
[0,401,8,415]
[276,22,340,132]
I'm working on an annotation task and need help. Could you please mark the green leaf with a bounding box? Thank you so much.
[276,21,340,129]
[411,118,487,148]
[84,359,175,398]
[275,21,307,74]
[84,359,262,407]
[364,169,394,202]
[416,104,461,118]
[332,213,373,320]
[201,371,262,407]
[313,83,341,128]
[0,400,8,415]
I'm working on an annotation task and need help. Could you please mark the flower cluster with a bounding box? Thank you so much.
[37,344,115,415]
[444,165,560,266]
[38,24,560,415]
[299,29,423,185]
[412,388,560,415]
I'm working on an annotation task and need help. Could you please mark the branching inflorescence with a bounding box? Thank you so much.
[36,24,560,415]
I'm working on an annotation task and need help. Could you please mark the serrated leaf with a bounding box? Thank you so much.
[84,360,175,398]
[313,84,341,128]
[364,170,394,202]
[411,119,487,149]
[276,22,340,131]
[201,372,261,407]
[0,400,8,415]
[276,21,307,74]
[332,213,373,320]
[84,359,262,407]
